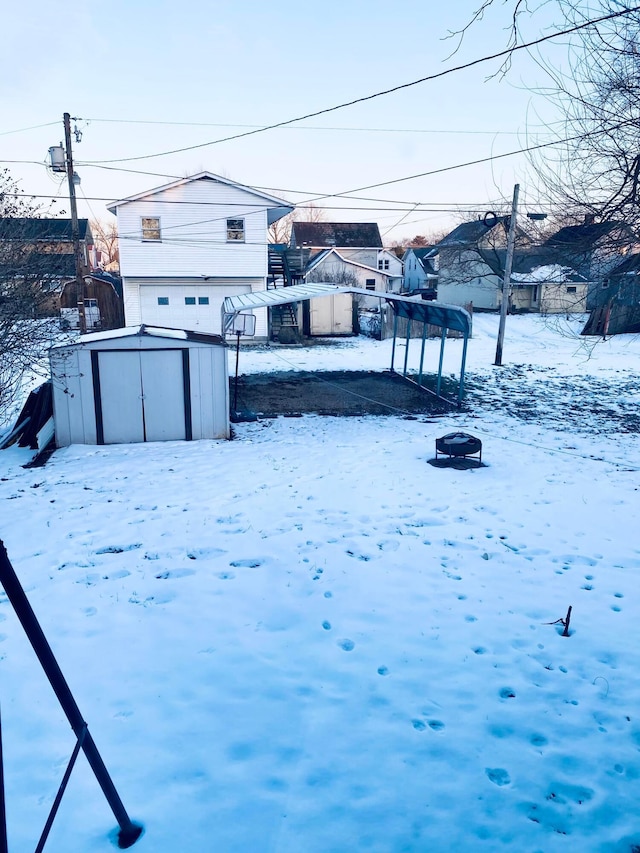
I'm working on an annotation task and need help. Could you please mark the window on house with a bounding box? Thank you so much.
[185,297,196,305]
[378,259,390,271]
[198,296,209,305]
[602,279,610,289]
[157,296,169,305]
[365,279,376,291]
[226,219,245,241]
[142,217,161,241]
[566,286,577,293]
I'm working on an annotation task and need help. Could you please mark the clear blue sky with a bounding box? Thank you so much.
[1,0,566,242]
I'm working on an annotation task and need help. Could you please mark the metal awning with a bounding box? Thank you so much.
[223,283,349,318]
[222,285,472,406]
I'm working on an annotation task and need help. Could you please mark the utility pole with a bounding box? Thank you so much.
[63,113,87,334]
[494,183,519,367]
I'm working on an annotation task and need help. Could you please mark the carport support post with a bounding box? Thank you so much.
[0,542,143,849]
[458,332,469,405]
[233,330,241,414]
[418,321,427,387]
[403,318,411,376]
[436,326,447,397]
[390,310,399,373]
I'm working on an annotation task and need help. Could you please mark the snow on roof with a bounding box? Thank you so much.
[511,264,580,283]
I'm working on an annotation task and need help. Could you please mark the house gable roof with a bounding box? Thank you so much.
[106,172,293,224]
[479,247,586,283]
[0,217,92,242]
[290,222,383,249]
[544,221,632,251]
[306,248,391,277]
[437,218,509,248]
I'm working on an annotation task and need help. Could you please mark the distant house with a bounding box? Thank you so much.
[290,221,402,288]
[436,217,530,310]
[60,271,124,331]
[402,247,438,293]
[0,217,95,316]
[481,249,587,313]
[582,252,640,335]
[108,172,293,338]
[543,220,638,309]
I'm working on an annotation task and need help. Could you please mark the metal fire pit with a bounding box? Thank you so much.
[435,431,482,463]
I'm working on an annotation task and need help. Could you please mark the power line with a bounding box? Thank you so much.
[80,5,640,166]
[84,117,528,136]
[0,122,59,137]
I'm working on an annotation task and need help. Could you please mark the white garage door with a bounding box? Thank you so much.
[97,349,188,444]
[139,283,252,333]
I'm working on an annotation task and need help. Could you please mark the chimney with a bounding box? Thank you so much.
[583,214,596,226]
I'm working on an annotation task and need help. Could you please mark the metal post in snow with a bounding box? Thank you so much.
[0,704,7,853]
[436,326,447,397]
[390,309,398,372]
[233,331,241,414]
[0,541,142,849]
[403,317,411,376]
[459,332,469,405]
[418,320,427,387]
[494,183,520,366]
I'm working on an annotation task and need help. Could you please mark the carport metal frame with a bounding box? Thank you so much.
[222,284,471,406]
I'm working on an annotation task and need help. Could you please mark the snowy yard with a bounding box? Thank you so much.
[1,315,640,852]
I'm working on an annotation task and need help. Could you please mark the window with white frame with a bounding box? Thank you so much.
[226,218,245,242]
[378,258,390,271]
[141,217,161,241]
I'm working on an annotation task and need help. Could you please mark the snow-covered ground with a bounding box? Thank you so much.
[1,315,640,852]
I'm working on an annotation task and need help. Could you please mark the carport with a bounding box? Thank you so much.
[222,285,471,405]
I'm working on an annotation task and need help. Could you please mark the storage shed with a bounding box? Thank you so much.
[50,325,229,446]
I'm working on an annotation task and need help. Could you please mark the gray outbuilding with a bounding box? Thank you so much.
[50,325,229,446]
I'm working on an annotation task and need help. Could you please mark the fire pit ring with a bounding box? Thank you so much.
[435,432,482,462]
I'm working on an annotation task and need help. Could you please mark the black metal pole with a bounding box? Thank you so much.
[0,704,8,853]
[0,542,142,849]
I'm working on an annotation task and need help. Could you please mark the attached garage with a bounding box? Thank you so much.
[50,325,229,446]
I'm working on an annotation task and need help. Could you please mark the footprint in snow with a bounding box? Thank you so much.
[155,569,195,580]
[95,544,141,555]
[229,558,263,568]
[486,768,511,786]
[338,639,355,651]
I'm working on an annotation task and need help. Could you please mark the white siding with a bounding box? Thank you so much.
[123,277,268,338]
[51,333,230,445]
[116,177,270,278]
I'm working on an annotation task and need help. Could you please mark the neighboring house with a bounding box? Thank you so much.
[290,222,383,266]
[306,248,396,295]
[107,172,293,338]
[543,219,638,309]
[481,249,587,313]
[583,252,640,335]
[402,247,438,292]
[302,248,395,335]
[290,221,402,288]
[0,217,95,315]
[436,217,530,310]
[60,271,124,331]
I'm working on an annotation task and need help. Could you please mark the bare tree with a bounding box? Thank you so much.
[0,169,63,422]
[269,202,328,245]
[91,218,119,270]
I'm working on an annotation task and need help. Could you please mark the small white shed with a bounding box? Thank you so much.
[50,325,229,446]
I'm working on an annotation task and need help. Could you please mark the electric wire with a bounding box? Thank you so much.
[80,6,640,166]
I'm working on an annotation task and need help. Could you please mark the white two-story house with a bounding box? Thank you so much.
[108,172,293,338]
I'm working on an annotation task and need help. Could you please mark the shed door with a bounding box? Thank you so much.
[96,349,189,444]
